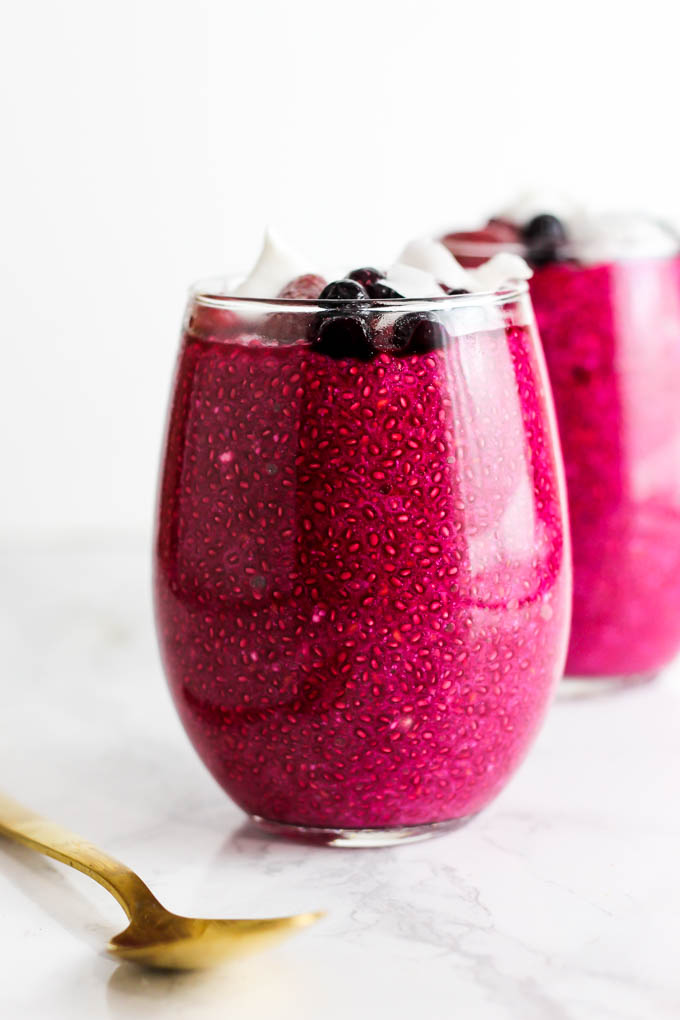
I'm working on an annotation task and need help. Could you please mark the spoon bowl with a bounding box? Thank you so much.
[0,792,322,971]
[107,909,323,970]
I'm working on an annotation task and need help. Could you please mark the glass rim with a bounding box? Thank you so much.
[190,277,530,314]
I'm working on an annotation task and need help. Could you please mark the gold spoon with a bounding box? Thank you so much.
[0,792,322,970]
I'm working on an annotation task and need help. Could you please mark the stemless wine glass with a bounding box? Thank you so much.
[445,231,680,681]
[154,283,571,846]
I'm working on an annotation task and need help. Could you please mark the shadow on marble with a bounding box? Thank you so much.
[223,816,384,856]
[0,839,120,950]
[225,817,352,853]
[106,950,315,1018]
[106,962,220,1008]
[555,672,658,703]
[223,817,333,857]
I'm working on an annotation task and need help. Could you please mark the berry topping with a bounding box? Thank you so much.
[188,305,241,341]
[277,274,327,299]
[319,278,369,301]
[348,267,381,288]
[521,214,567,265]
[484,218,522,243]
[391,313,449,355]
[442,226,522,267]
[312,279,375,358]
[367,280,404,299]
[444,223,520,248]
[311,314,374,360]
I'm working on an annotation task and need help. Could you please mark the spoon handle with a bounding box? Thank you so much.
[0,791,159,919]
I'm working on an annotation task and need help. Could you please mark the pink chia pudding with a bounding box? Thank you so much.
[445,201,680,679]
[154,236,570,841]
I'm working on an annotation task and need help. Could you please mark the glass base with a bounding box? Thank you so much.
[558,672,658,701]
[250,814,473,848]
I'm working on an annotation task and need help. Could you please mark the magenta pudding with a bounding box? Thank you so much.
[154,239,571,844]
[445,204,680,680]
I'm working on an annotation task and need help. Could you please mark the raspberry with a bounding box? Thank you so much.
[485,218,522,243]
[277,274,327,299]
[442,222,521,267]
[187,305,240,341]
[267,275,328,342]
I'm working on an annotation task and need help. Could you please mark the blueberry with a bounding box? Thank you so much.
[344,269,404,299]
[521,214,567,265]
[319,278,369,301]
[391,313,448,355]
[312,278,376,357]
[367,280,404,299]
[445,287,469,295]
[348,267,381,289]
[311,314,374,360]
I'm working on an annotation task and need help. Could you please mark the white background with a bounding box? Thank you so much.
[1,0,678,536]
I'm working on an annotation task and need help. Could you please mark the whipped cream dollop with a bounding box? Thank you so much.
[222,231,532,300]
[468,252,533,290]
[499,191,586,229]
[499,191,679,264]
[230,229,318,298]
[379,261,446,297]
[394,238,532,295]
[568,211,679,263]
[396,239,471,292]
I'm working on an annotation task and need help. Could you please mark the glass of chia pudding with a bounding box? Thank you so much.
[154,232,571,846]
[444,197,680,682]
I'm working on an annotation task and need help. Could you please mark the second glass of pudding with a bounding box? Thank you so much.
[444,208,680,682]
[155,269,571,845]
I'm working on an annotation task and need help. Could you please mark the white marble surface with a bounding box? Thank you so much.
[1,535,679,1020]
